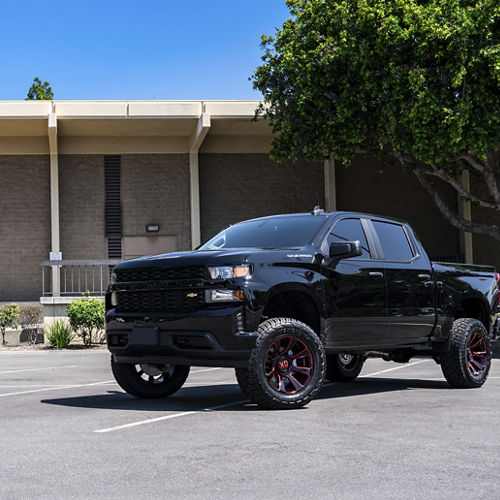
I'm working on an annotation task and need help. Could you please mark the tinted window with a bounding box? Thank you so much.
[199,216,326,250]
[372,221,414,261]
[327,218,370,259]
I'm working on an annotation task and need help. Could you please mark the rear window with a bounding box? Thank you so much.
[200,216,326,250]
[372,220,414,261]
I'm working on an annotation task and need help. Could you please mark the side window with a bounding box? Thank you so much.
[327,218,371,259]
[372,221,414,262]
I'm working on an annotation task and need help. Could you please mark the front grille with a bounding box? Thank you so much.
[115,266,206,282]
[115,289,205,313]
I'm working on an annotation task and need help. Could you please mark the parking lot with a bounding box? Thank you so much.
[0,346,499,500]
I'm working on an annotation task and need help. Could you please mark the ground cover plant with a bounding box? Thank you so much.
[19,306,44,345]
[66,293,105,347]
[0,304,20,345]
[45,319,74,348]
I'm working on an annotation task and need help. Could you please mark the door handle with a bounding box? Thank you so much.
[369,271,384,279]
[418,273,431,280]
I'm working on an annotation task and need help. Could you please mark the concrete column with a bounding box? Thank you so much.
[324,159,337,211]
[48,112,61,295]
[458,170,473,264]
[189,112,211,248]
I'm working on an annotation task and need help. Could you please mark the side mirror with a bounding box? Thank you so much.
[329,240,362,261]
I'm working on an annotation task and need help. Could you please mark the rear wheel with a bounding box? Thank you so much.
[236,318,326,410]
[326,352,365,382]
[111,356,190,398]
[440,318,491,388]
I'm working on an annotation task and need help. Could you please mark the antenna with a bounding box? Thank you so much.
[312,206,324,215]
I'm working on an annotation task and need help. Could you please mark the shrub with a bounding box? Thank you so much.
[19,306,44,345]
[0,304,20,345]
[66,293,105,347]
[45,320,74,348]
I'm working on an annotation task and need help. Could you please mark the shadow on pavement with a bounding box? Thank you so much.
[41,376,450,413]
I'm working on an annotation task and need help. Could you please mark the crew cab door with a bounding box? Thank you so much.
[321,217,387,346]
[370,219,436,342]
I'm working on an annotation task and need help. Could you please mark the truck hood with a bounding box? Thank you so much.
[115,247,317,270]
[117,248,264,270]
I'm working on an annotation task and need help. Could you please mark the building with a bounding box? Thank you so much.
[0,100,494,310]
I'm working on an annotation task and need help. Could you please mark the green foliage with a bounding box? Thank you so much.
[253,0,500,168]
[45,320,74,349]
[19,306,44,345]
[25,77,54,100]
[0,304,20,345]
[66,294,105,347]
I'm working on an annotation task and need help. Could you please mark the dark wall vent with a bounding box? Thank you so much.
[104,155,122,258]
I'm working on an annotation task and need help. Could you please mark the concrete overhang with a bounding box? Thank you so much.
[0,100,271,154]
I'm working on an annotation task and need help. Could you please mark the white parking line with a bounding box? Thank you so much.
[95,399,248,434]
[322,359,431,388]
[94,359,433,433]
[0,380,115,398]
[360,359,430,377]
[190,367,222,374]
[0,366,222,399]
[0,365,78,375]
[0,384,82,388]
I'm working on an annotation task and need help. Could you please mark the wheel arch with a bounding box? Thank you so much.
[262,285,323,340]
[456,297,490,331]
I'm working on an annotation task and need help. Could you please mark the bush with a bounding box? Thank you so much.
[0,303,20,345]
[66,294,105,347]
[19,306,44,345]
[45,320,74,348]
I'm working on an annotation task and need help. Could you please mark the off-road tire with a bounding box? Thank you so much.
[440,318,491,388]
[236,318,326,410]
[235,367,253,399]
[111,356,190,398]
[325,353,365,382]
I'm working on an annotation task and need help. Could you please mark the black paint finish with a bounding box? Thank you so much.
[106,211,499,367]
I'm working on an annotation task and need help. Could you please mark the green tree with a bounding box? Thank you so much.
[66,294,105,347]
[253,0,500,240]
[25,77,54,100]
[0,304,20,345]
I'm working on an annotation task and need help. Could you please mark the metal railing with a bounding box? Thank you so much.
[41,260,122,297]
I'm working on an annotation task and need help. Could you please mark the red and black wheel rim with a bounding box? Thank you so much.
[264,335,314,394]
[466,331,488,377]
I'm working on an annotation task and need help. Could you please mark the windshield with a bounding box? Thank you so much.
[199,215,327,250]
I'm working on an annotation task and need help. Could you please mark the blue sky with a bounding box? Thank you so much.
[0,1,290,100]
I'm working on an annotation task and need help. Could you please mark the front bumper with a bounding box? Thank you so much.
[106,304,258,368]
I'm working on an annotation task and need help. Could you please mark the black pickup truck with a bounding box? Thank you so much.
[106,209,499,409]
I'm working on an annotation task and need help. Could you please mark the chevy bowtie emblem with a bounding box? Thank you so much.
[186,292,198,298]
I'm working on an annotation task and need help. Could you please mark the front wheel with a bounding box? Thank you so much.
[111,356,190,398]
[325,352,365,382]
[440,318,491,388]
[236,318,326,410]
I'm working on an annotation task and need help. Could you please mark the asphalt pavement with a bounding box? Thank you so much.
[0,345,499,499]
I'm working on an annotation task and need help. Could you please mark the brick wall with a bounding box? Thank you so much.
[199,153,325,242]
[59,155,106,260]
[121,154,191,250]
[0,156,50,300]
[336,154,461,258]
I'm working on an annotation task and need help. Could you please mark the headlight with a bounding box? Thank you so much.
[205,289,245,303]
[208,265,251,280]
[111,272,117,284]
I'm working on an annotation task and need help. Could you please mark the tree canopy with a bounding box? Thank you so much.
[25,77,54,100]
[253,0,500,240]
